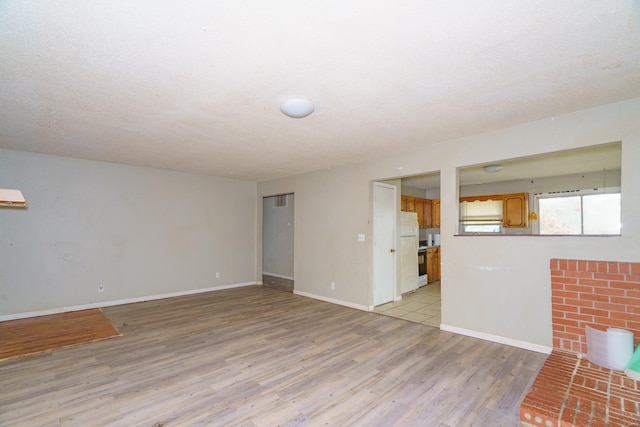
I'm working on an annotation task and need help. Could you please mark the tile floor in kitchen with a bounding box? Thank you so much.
[374,281,441,328]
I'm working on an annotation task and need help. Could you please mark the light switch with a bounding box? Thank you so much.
[358,233,365,242]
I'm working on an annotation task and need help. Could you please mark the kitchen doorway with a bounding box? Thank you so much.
[374,172,442,327]
[262,193,294,293]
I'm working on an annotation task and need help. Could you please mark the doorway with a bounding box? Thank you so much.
[373,172,442,327]
[262,194,294,293]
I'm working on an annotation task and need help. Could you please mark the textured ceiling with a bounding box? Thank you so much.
[1,1,639,182]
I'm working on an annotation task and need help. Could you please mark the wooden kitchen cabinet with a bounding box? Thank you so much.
[460,192,529,229]
[406,196,415,213]
[427,246,440,283]
[503,192,529,228]
[401,195,435,228]
[423,198,432,228]
[414,198,424,228]
[432,199,440,228]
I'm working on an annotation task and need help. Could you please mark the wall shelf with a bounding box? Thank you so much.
[0,189,27,207]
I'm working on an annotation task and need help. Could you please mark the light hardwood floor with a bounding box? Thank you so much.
[0,286,545,426]
[262,275,294,293]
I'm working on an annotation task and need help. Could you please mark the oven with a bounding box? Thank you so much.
[418,246,427,286]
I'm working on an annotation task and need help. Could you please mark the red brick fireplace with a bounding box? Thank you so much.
[551,259,640,353]
[520,259,640,427]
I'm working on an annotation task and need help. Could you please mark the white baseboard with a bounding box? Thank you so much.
[293,290,369,312]
[440,324,552,354]
[0,281,256,322]
[262,272,294,281]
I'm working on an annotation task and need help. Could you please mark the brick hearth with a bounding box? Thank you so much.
[521,350,640,426]
[521,259,640,426]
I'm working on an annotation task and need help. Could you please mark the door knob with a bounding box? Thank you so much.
[390,248,396,253]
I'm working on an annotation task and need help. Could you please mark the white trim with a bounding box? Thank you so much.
[0,282,256,322]
[262,272,294,281]
[294,290,369,312]
[440,324,552,354]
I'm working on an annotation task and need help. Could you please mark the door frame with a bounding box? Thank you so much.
[261,193,295,288]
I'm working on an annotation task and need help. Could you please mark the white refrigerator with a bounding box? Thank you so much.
[399,212,419,294]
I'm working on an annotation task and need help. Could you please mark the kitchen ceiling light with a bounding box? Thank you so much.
[280,98,314,118]
[483,164,503,173]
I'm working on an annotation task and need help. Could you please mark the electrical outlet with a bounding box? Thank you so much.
[331,282,335,290]
[216,272,220,278]
[98,282,104,292]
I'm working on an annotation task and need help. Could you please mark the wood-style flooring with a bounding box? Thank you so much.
[262,274,294,293]
[0,285,546,426]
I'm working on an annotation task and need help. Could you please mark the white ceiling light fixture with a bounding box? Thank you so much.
[280,98,314,118]
[483,164,504,173]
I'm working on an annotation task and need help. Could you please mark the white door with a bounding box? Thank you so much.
[373,182,397,306]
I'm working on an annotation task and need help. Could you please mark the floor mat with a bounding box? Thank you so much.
[0,309,121,362]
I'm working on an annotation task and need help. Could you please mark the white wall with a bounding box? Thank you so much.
[262,194,295,279]
[0,149,257,318]
[257,97,640,349]
[400,186,425,198]
[258,163,371,308]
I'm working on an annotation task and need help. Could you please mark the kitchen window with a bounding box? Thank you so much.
[535,189,621,235]
[459,199,503,234]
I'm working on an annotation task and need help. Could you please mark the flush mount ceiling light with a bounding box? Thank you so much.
[483,164,504,173]
[280,98,314,118]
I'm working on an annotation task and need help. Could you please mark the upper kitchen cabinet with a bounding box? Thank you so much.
[457,142,621,235]
[400,172,441,229]
[432,199,440,228]
[401,195,432,228]
[406,196,415,213]
[423,198,433,228]
[400,195,415,213]
[459,193,528,231]
[503,193,528,228]
[414,198,424,227]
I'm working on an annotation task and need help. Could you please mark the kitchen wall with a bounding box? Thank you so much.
[257,96,640,350]
[400,186,424,198]
[0,149,257,318]
[262,194,295,280]
[425,188,440,199]
[460,170,621,200]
